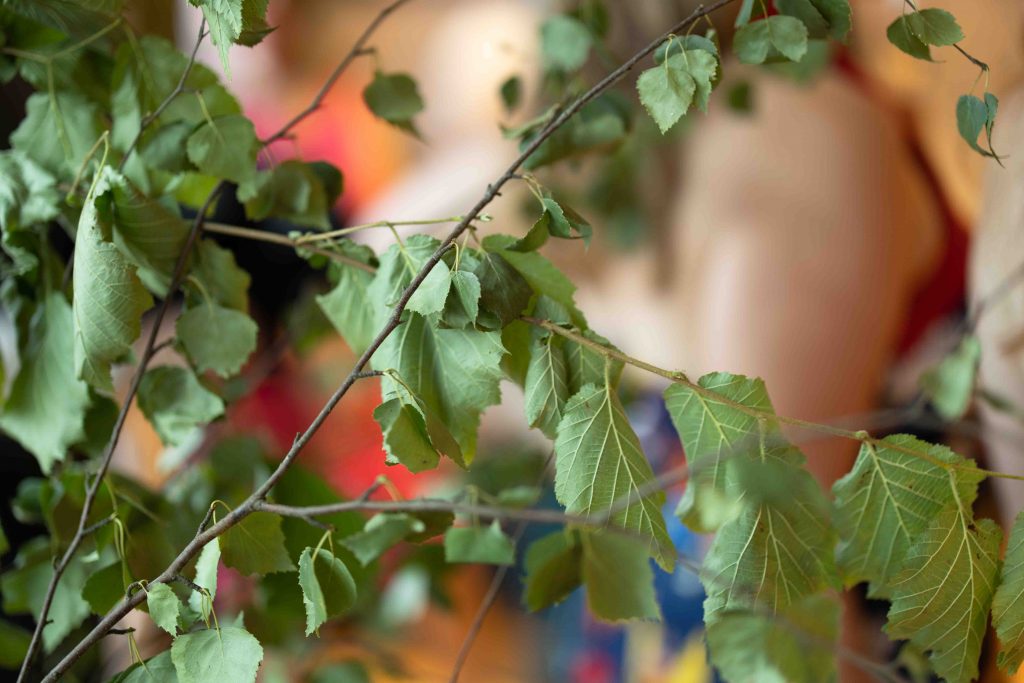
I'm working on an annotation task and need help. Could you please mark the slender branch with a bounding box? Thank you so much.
[38,4,741,679]
[255,499,588,526]
[448,564,512,683]
[523,316,1024,483]
[262,0,417,146]
[294,215,474,244]
[17,183,225,683]
[119,20,207,172]
[202,221,376,272]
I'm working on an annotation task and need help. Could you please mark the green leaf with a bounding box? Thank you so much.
[701,458,836,620]
[238,0,273,46]
[500,76,521,113]
[994,511,1024,674]
[373,397,439,473]
[188,538,220,620]
[832,435,983,596]
[541,14,592,72]
[733,16,808,64]
[637,54,695,134]
[519,94,630,170]
[241,160,333,229]
[524,335,569,438]
[706,595,839,683]
[0,520,7,556]
[10,91,104,177]
[298,547,357,636]
[221,512,295,576]
[539,195,594,243]
[316,241,376,354]
[467,250,533,329]
[82,561,126,615]
[374,314,504,461]
[664,373,771,533]
[176,303,258,378]
[523,530,582,611]
[0,150,59,232]
[905,8,964,46]
[192,239,251,312]
[0,537,92,652]
[0,619,31,670]
[555,383,675,571]
[110,650,178,683]
[108,181,191,297]
[444,521,515,565]
[73,170,153,391]
[406,260,452,317]
[137,366,225,446]
[921,336,981,421]
[581,531,660,622]
[341,513,425,566]
[810,0,851,41]
[886,511,1001,683]
[196,0,243,76]
[0,293,89,473]
[186,114,259,185]
[363,72,424,135]
[482,234,585,325]
[441,269,481,328]
[886,15,934,61]
[654,35,719,63]
[956,93,1001,159]
[776,0,829,38]
[171,626,264,683]
[147,583,181,636]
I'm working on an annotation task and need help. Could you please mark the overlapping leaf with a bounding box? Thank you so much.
[994,511,1024,674]
[833,434,983,595]
[886,510,1001,683]
[554,382,675,571]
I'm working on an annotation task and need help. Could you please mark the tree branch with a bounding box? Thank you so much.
[37,3,741,678]
[202,221,376,272]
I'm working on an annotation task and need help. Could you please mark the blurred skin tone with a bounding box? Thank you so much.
[973,89,1024,530]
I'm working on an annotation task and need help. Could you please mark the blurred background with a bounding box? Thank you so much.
[3,0,1024,681]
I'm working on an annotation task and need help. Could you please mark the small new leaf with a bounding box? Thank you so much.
[541,15,592,72]
[137,367,225,446]
[637,53,695,134]
[298,547,357,636]
[146,583,181,636]
[523,530,582,611]
[176,303,258,378]
[956,93,1001,159]
[220,512,295,576]
[341,513,425,566]
[734,16,808,65]
[188,538,220,620]
[363,72,424,135]
[905,8,964,46]
[444,521,515,565]
[921,336,982,420]
[186,114,259,185]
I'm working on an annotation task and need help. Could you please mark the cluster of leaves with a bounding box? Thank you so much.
[0,1,1017,682]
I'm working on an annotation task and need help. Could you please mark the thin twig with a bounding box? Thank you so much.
[523,316,1024,483]
[38,3,740,678]
[202,221,376,273]
[18,183,224,683]
[119,20,207,172]
[261,0,417,146]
